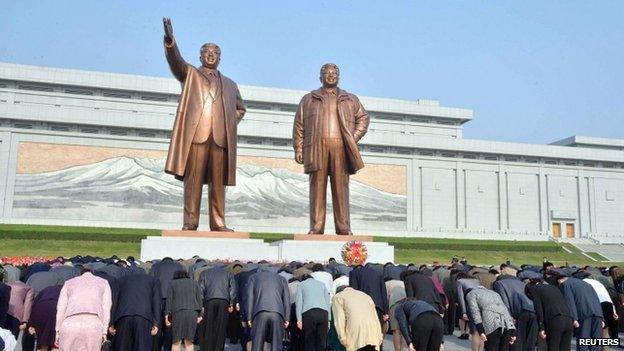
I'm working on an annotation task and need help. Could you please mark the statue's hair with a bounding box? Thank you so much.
[200,43,221,54]
[320,63,339,76]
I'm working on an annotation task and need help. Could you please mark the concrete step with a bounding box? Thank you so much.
[571,243,624,262]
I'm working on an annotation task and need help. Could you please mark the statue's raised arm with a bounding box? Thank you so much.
[162,17,188,82]
[163,17,174,45]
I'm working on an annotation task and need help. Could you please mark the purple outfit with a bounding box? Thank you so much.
[29,285,63,347]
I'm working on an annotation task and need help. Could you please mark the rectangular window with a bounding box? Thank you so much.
[65,88,94,95]
[18,84,54,92]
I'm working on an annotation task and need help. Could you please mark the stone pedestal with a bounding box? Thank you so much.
[162,230,250,239]
[141,233,394,263]
[292,234,374,242]
[270,239,394,264]
[140,236,278,261]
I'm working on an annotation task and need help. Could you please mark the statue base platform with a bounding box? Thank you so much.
[140,236,278,261]
[140,233,394,263]
[162,230,250,239]
[270,240,393,264]
[292,234,374,242]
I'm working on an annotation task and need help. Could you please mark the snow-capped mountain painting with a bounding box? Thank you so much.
[13,156,406,230]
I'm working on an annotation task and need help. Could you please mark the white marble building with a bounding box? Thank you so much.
[0,62,622,243]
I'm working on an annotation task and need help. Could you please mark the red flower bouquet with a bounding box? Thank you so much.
[341,241,368,266]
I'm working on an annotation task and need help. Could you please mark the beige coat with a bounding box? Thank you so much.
[332,287,383,351]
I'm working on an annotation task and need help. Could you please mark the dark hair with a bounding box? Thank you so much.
[489,269,500,275]
[542,261,554,271]
[335,285,349,294]
[456,272,470,280]
[312,263,325,272]
[524,278,543,297]
[173,270,189,279]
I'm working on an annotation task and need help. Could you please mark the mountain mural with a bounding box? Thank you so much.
[13,156,406,229]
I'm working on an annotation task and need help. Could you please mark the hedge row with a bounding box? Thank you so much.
[250,233,294,242]
[0,230,156,243]
[376,236,562,252]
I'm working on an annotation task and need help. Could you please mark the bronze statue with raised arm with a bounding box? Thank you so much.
[293,63,370,235]
[162,18,246,231]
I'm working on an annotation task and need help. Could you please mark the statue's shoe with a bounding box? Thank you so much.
[213,226,234,232]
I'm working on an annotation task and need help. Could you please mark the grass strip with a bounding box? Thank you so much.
[375,236,562,252]
[0,224,159,242]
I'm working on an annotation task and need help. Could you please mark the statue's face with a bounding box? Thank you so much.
[200,45,220,69]
[320,66,339,88]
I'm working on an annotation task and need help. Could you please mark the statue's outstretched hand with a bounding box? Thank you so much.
[163,17,174,43]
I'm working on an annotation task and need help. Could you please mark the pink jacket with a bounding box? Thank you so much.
[55,272,112,334]
[7,281,34,323]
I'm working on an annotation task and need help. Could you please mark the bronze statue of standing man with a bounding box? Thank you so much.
[293,64,370,235]
[162,18,246,231]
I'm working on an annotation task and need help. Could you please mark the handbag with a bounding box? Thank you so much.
[101,340,112,351]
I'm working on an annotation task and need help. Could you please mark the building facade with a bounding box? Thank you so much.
[0,62,622,242]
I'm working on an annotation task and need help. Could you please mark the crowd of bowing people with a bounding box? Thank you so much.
[0,255,623,351]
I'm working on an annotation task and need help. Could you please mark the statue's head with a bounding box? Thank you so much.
[199,43,221,69]
[319,63,339,88]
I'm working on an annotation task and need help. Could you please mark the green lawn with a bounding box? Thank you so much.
[1,239,140,258]
[0,224,620,266]
[394,249,615,266]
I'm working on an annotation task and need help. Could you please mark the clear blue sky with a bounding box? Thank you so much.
[2,1,623,144]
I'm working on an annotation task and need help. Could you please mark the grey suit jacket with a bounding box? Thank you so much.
[245,270,290,321]
[199,267,237,304]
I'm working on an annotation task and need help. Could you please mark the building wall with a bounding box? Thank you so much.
[2,128,623,243]
[0,63,623,243]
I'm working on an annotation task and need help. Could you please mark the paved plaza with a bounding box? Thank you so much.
[220,331,624,351]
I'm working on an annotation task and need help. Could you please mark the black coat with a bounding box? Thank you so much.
[350,264,389,313]
[0,282,11,327]
[149,258,184,298]
[403,271,444,313]
[236,268,258,321]
[113,274,161,325]
[526,283,573,331]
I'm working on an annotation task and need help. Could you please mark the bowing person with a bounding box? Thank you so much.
[466,286,516,351]
[295,274,331,351]
[525,279,574,351]
[110,271,161,351]
[165,270,203,351]
[198,265,237,351]
[55,267,112,351]
[245,268,290,351]
[394,297,444,351]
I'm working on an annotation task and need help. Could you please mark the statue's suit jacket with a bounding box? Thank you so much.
[293,88,369,175]
[163,39,246,186]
